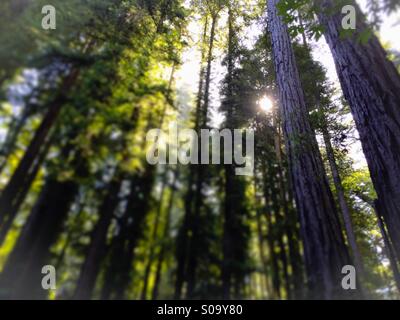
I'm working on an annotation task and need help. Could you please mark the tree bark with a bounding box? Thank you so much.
[267,0,353,299]
[316,0,400,260]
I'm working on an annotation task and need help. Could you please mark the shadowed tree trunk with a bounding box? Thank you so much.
[267,0,353,299]
[102,164,157,300]
[0,132,54,245]
[0,69,79,228]
[0,177,78,299]
[152,168,179,300]
[141,169,169,300]
[174,16,210,300]
[0,107,32,175]
[316,0,400,260]
[73,176,122,300]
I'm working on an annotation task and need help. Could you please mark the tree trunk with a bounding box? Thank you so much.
[0,178,78,299]
[316,0,400,260]
[174,16,210,300]
[152,168,179,300]
[0,69,79,227]
[141,169,168,300]
[0,131,54,245]
[102,164,157,300]
[185,13,218,300]
[222,6,235,300]
[273,116,304,299]
[321,114,366,281]
[267,0,353,299]
[0,107,31,175]
[73,177,122,300]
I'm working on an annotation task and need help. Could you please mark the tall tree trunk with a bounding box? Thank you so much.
[74,104,140,300]
[152,168,179,300]
[174,16,209,300]
[222,6,235,300]
[320,109,366,282]
[267,0,353,299]
[376,207,400,293]
[273,115,304,299]
[0,69,79,227]
[73,176,122,300]
[141,169,168,300]
[353,191,400,293]
[0,178,78,299]
[185,12,218,300]
[316,0,400,259]
[0,131,54,245]
[111,164,157,300]
[0,107,31,175]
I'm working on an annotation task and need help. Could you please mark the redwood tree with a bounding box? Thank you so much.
[316,0,400,260]
[267,0,353,299]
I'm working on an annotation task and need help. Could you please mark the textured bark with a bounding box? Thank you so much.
[273,119,304,299]
[267,0,353,299]
[316,0,400,260]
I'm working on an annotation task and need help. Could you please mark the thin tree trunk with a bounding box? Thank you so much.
[185,13,218,300]
[152,168,179,300]
[222,6,235,300]
[320,111,366,281]
[353,192,400,293]
[174,16,209,300]
[376,207,400,293]
[141,169,169,300]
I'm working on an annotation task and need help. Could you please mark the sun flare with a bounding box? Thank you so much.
[259,96,274,113]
